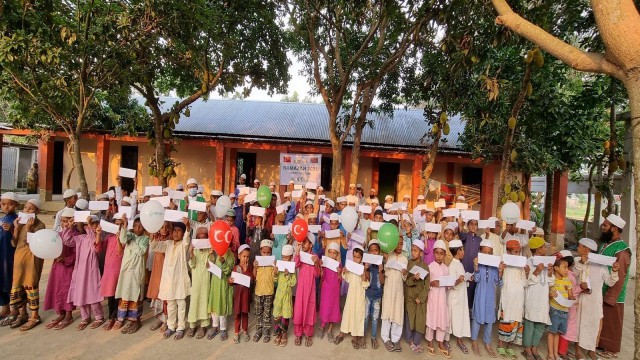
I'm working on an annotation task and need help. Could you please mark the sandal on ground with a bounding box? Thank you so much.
[327,332,334,343]
[195,326,206,339]
[439,347,452,359]
[149,319,164,331]
[163,328,175,339]
[497,347,508,358]
[295,336,302,346]
[220,330,229,341]
[242,331,250,342]
[206,327,220,340]
[46,316,64,329]
[427,344,436,356]
[371,338,379,349]
[533,355,544,360]
[485,346,497,358]
[410,343,419,354]
[273,334,281,346]
[0,315,17,327]
[505,348,518,359]
[359,337,366,349]
[102,319,115,331]
[174,330,184,340]
[352,338,360,349]
[263,334,270,343]
[457,342,469,354]
[305,336,313,347]
[334,334,345,345]
[112,320,124,331]
[393,342,402,352]
[318,327,325,340]
[233,333,240,344]
[385,340,395,352]
[90,319,105,329]
[10,315,28,329]
[126,321,141,334]
[77,319,91,331]
[186,327,196,338]
[253,332,262,342]
[279,335,288,347]
[19,317,41,331]
[120,321,132,334]
[473,344,483,357]
[598,351,617,359]
[159,323,168,332]
[444,341,451,352]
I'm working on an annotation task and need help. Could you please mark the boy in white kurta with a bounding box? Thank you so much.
[573,238,619,359]
[335,246,370,348]
[380,238,408,352]
[150,220,191,340]
[498,239,529,358]
[447,240,471,353]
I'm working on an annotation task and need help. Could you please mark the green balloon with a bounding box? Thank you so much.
[257,185,272,208]
[377,223,399,253]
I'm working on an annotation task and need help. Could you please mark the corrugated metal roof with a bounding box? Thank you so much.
[150,97,466,152]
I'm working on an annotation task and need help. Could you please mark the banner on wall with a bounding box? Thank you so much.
[279,153,322,185]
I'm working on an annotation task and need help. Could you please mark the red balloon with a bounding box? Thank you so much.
[291,218,309,242]
[209,220,232,256]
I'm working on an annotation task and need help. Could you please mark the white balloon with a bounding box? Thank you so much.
[214,195,231,219]
[29,229,62,260]
[340,206,358,233]
[500,201,521,224]
[140,200,165,233]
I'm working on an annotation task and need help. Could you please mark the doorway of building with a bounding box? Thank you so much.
[120,146,138,191]
[377,162,400,200]
[237,152,257,185]
[52,141,64,194]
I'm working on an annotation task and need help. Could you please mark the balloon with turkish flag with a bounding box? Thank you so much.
[209,220,232,256]
[291,218,309,242]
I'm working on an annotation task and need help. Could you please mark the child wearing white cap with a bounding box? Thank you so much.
[99,215,124,331]
[231,245,254,343]
[206,243,235,341]
[447,240,471,353]
[403,240,428,354]
[425,240,451,356]
[334,246,370,348]
[186,227,212,339]
[273,244,297,346]
[380,236,408,352]
[319,242,342,343]
[0,192,19,321]
[293,233,321,346]
[53,189,78,232]
[252,239,276,343]
[320,213,347,264]
[364,240,384,349]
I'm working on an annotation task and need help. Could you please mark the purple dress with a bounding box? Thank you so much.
[423,237,437,265]
[319,265,342,325]
[43,230,76,312]
[62,226,104,306]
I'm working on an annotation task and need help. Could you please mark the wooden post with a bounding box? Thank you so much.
[480,162,496,218]
[371,157,379,195]
[95,135,110,194]
[38,138,54,202]
[215,142,226,192]
[550,170,568,250]
[411,156,423,204]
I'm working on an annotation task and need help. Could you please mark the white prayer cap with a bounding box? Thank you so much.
[559,250,572,259]
[296,213,305,219]
[325,199,335,208]
[210,190,223,196]
[27,198,40,209]
[254,179,260,183]
[346,195,358,204]
[403,194,410,199]
[121,196,132,205]
[97,193,109,200]
[260,239,273,248]
[368,239,380,248]
[457,195,466,201]
[288,180,294,185]
[417,195,425,200]
[240,174,247,180]
[186,178,197,186]
[356,184,362,188]
[375,206,383,212]
[434,240,446,250]
[176,184,184,191]
[449,239,463,248]
[269,181,276,186]
[425,207,435,213]
[606,214,626,230]
[479,239,493,249]
[284,191,291,197]
[305,200,313,207]
[61,207,75,218]
[0,192,17,202]
[282,244,294,256]
[318,185,324,190]
[352,245,364,254]
[90,215,99,222]
[412,239,424,252]
[579,238,597,251]
[327,242,340,252]
[76,199,89,210]
[349,183,356,188]
[63,189,77,199]
[238,244,250,254]
[445,222,458,231]
[307,232,315,245]
[337,196,347,203]
[329,213,339,221]
[77,192,83,199]
[371,198,379,205]
[488,216,499,222]
[228,192,236,199]
[385,195,393,200]
[163,187,171,193]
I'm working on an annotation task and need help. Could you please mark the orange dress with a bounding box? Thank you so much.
[146,239,166,299]
[12,218,46,287]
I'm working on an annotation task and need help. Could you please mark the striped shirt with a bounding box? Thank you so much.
[550,276,571,311]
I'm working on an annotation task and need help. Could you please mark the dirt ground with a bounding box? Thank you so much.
[0,214,635,360]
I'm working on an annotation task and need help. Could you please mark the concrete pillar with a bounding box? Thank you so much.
[411,155,423,204]
[550,170,568,250]
[95,135,110,194]
[38,138,54,202]
[215,142,226,192]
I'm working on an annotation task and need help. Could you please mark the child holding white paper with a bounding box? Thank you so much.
[447,240,471,354]
[273,244,297,347]
[556,251,582,360]
[293,233,321,347]
[206,246,234,341]
[381,237,408,352]
[400,218,419,259]
[403,240,429,354]
[320,214,347,263]
[189,208,211,237]
[252,239,276,343]
[366,210,384,242]
[335,246,370,348]
[470,240,504,357]
[99,216,124,330]
[497,239,529,358]
[147,221,171,332]
[319,242,342,342]
[230,245,254,343]
[547,258,575,360]
[246,215,267,264]
[186,227,211,339]
[364,240,384,349]
[425,240,451,357]
[271,213,291,261]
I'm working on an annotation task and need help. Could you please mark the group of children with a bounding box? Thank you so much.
[0,178,624,360]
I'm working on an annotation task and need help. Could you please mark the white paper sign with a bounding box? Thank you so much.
[369,221,383,231]
[455,202,469,210]
[272,225,290,235]
[386,260,407,271]
[345,259,364,276]
[437,275,456,287]
[384,203,393,210]
[207,261,222,278]
[305,182,317,190]
[409,265,429,280]
[531,256,556,266]
[164,209,188,222]
[170,190,186,200]
[107,190,115,199]
[516,219,536,231]
[231,271,251,288]
[350,233,365,244]
[249,206,266,217]
[424,223,442,233]
[588,253,616,267]
[256,255,275,267]
[324,229,341,239]
[116,206,132,219]
[392,202,408,210]
[322,256,340,272]
[478,220,495,229]
[319,205,325,212]
[435,200,446,208]
[17,212,35,224]
[276,260,295,273]
[118,167,136,179]
[443,208,460,218]
[503,254,527,267]
[291,190,302,199]
[461,210,480,221]
[145,186,163,196]
[359,205,372,214]
[279,153,322,186]
[416,204,428,211]
[363,253,383,265]
[478,253,501,267]
[554,294,576,308]
[89,201,109,211]
[153,196,171,208]
[383,214,399,222]
[322,215,330,224]
[276,204,287,214]
[99,220,119,234]
[299,251,315,266]
[244,192,256,203]
[308,225,321,234]
[307,193,316,201]
[192,238,211,249]
[188,201,207,213]
[74,211,91,223]
[464,272,474,281]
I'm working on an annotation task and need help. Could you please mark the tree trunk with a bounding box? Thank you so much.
[154,114,167,187]
[606,87,617,214]
[349,120,363,185]
[420,130,441,194]
[330,143,343,198]
[69,132,89,199]
[543,170,554,242]
[64,141,75,190]
[582,163,596,238]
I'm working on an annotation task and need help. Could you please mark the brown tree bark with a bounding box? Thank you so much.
[543,170,554,242]
[583,163,596,238]
[69,133,88,199]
